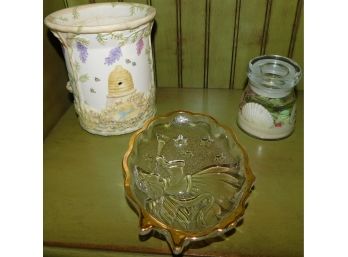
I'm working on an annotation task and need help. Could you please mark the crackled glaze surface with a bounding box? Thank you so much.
[124,111,255,254]
[44,3,156,135]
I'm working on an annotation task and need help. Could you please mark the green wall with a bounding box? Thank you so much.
[43,0,71,137]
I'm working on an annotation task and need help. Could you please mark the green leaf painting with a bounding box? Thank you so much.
[96,25,152,47]
[129,4,147,16]
[96,34,108,45]
[145,46,152,65]
[72,7,79,20]
[57,16,68,22]
[79,74,89,83]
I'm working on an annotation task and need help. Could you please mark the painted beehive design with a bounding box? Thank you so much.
[108,65,135,97]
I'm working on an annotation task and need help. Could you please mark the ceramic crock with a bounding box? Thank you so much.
[44,3,156,136]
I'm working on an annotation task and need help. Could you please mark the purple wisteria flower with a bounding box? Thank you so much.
[104,47,122,65]
[76,42,88,63]
[136,38,144,56]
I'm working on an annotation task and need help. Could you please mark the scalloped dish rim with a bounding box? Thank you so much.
[122,110,256,254]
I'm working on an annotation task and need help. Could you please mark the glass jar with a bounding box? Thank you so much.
[237,55,302,139]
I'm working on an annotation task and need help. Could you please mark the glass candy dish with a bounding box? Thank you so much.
[123,111,255,254]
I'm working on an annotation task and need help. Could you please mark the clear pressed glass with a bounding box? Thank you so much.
[123,111,255,254]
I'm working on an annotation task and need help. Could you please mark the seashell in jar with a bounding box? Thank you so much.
[241,102,274,128]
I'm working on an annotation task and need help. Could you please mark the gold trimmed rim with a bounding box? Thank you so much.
[122,110,255,252]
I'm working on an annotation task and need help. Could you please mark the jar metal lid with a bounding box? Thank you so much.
[248,55,302,98]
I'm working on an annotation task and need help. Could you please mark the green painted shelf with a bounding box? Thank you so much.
[44,88,303,257]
